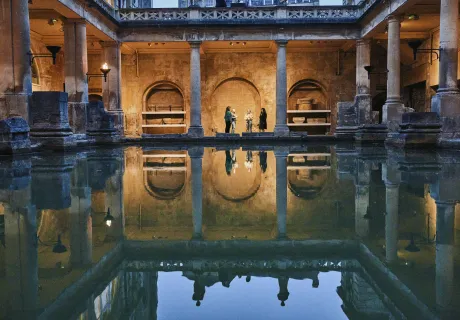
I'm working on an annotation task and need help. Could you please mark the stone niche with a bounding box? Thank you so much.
[142,82,186,135]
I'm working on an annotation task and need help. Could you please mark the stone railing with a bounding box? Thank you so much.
[118,5,367,22]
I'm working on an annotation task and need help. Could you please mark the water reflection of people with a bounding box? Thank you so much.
[219,270,236,288]
[277,276,290,307]
[259,151,267,173]
[231,150,238,173]
[193,281,206,306]
[225,150,232,175]
[245,150,253,172]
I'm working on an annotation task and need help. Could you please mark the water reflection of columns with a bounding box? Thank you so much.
[70,159,92,267]
[4,195,37,318]
[106,161,124,240]
[435,200,455,313]
[146,272,158,320]
[383,164,400,263]
[355,160,370,238]
[275,147,289,239]
[189,147,204,240]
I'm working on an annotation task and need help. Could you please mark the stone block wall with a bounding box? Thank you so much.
[121,50,356,136]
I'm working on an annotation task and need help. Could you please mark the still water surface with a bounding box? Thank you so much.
[0,144,459,319]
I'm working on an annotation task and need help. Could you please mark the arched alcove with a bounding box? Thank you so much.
[143,151,187,200]
[142,81,186,135]
[288,79,330,135]
[210,78,261,134]
[211,149,261,202]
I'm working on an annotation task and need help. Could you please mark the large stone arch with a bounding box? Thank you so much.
[209,77,261,134]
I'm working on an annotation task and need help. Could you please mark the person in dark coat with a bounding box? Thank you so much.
[224,106,232,133]
[259,108,267,132]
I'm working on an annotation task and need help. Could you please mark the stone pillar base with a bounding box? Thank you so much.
[382,102,412,131]
[385,112,441,148]
[187,126,204,138]
[30,134,77,149]
[0,117,31,154]
[274,124,290,137]
[0,93,30,122]
[107,110,124,135]
[335,126,359,139]
[68,102,87,135]
[355,124,388,143]
[431,91,460,117]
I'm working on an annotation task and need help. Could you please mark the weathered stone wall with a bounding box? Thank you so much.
[121,50,356,136]
[30,37,64,93]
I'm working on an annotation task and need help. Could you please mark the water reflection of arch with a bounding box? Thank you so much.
[143,151,187,200]
[287,153,331,199]
[211,149,261,202]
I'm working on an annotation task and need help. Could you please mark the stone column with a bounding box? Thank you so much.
[431,0,460,118]
[105,164,124,240]
[274,40,290,136]
[435,201,455,314]
[4,201,37,319]
[189,147,204,239]
[382,15,406,129]
[383,164,400,263]
[275,147,289,239]
[188,41,204,137]
[0,0,32,121]
[63,19,88,135]
[69,186,92,267]
[102,41,124,134]
[355,160,370,238]
[356,39,372,125]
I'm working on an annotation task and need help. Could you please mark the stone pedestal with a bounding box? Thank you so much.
[189,147,204,239]
[188,41,204,138]
[274,40,290,137]
[0,117,31,154]
[275,147,289,239]
[354,124,388,143]
[335,95,372,139]
[86,100,120,143]
[386,112,441,147]
[0,0,32,121]
[29,91,76,148]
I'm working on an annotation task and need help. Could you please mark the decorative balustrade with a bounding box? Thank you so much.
[119,5,365,22]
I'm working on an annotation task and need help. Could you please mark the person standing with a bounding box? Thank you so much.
[231,109,238,133]
[259,108,267,132]
[224,106,232,133]
[244,109,254,133]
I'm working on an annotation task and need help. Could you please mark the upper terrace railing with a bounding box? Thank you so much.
[92,0,381,23]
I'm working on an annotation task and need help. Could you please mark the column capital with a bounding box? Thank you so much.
[356,39,371,46]
[387,15,402,24]
[63,18,87,25]
[275,40,289,46]
[188,40,202,48]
